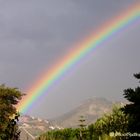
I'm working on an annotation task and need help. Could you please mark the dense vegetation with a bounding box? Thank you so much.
[0,84,23,140]
[37,73,140,140]
[121,73,140,140]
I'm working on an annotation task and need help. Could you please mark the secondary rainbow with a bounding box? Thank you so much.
[17,3,140,114]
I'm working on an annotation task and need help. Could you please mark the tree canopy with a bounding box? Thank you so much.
[122,73,140,135]
[0,84,23,140]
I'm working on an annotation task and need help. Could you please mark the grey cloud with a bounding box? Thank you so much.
[0,0,139,118]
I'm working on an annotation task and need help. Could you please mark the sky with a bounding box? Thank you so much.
[0,0,140,119]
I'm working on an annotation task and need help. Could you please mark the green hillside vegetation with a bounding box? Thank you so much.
[36,105,128,140]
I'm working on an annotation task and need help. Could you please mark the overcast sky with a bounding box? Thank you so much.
[0,0,140,119]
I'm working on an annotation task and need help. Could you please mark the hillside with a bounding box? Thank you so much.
[53,97,115,128]
[19,97,124,139]
[19,115,61,140]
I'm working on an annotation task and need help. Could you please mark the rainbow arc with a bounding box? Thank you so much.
[17,3,140,114]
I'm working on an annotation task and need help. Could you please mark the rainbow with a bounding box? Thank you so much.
[17,3,140,114]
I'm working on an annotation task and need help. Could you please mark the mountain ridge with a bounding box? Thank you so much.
[52,97,118,128]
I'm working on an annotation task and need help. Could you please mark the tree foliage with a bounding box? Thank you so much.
[122,73,140,137]
[94,105,129,136]
[0,84,23,140]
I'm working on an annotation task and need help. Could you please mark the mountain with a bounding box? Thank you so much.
[53,97,117,128]
[19,97,124,139]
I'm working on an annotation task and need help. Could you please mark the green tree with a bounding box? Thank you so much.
[94,105,128,138]
[122,73,140,139]
[0,84,23,140]
[78,116,87,140]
